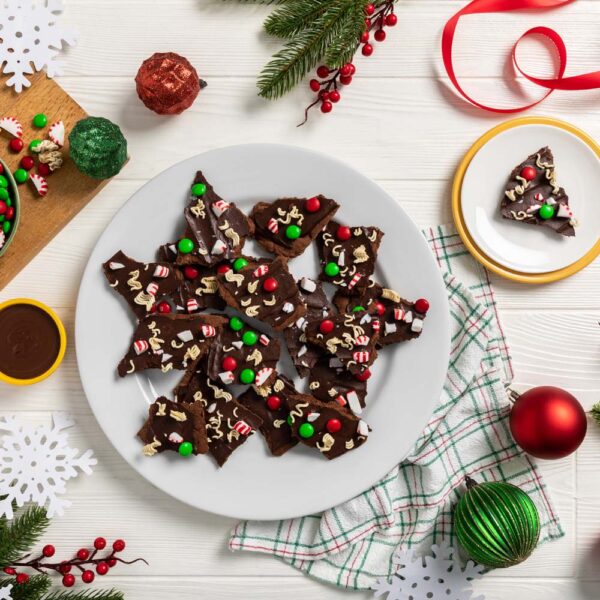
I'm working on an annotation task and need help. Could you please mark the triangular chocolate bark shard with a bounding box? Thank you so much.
[500,147,576,237]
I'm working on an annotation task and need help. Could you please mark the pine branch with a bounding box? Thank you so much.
[264,0,329,38]
[2,575,51,600]
[0,505,50,568]
[43,590,124,600]
[591,401,600,427]
[323,9,365,67]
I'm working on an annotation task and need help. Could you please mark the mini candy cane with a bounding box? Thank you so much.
[219,371,235,385]
[146,282,159,296]
[211,239,227,255]
[353,351,370,363]
[153,265,170,278]
[259,334,270,346]
[186,299,199,312]
[347,273,362,290]
[211,200,230,217]
[255,367,273,386]
[267,218,279,234]
[134,340,149,355]
[355,335,370,346]
[48,121,65,147]
[534,192,544,202]
[253,264,269,278]
[0,116,23,138]
[202,325,216,337]
[233,421,252,435]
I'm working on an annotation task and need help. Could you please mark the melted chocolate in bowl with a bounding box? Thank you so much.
[0,304,61,380]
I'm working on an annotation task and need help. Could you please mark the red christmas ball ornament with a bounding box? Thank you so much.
[135,52,205,115]
[509,386,587,459]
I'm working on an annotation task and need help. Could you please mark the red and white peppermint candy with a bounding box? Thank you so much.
[202,324,216,337]
[211,239,227,255]
[393,307,405,321]
[353,350,370,364]
[267,218,279,234]
[219,371,235,385]
[534,192,544,202]
[29,173,48,197]
[253,264,269,278]
[168,432,184,444]
[48,120,65,147]
[371,319,381,332]
[526,204,541,215]
[211,200,230,217]
[259,334,270,346]
[153,265,170,278]
[0,116,23,138]
[186,298,199,312]
[146,282,159,296]
[347,273,362,290]
[255,367,273,386]
[233,420,253,435]
[134,340,149,355]
[557,203,574,219]
[335,395,347,407]
[346,390,362,415]
[109,261,125,270]
[355,335,370,346]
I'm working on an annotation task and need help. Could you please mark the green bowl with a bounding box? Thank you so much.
[0,158,20,258]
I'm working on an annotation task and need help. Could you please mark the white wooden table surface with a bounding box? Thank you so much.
[1,1,600,598]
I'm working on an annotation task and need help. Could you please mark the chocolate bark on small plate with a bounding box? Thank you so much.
[205,316,281,388]
[174,371,262,467]
[216,256,306,331]
[500,146,577,237]
[250,195,339,259]
[304,306,380,378]
[238,374,300,457]
[287,393,369,460]
[317,221,384,295]
[334,280,428,348]
[174,171,254,266]
[283,277,332,378]
[117,313,226,377]
[138,397,209,457]
[103,250,182,319]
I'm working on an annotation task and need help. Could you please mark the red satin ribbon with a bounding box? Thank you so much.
[442,0,600,112]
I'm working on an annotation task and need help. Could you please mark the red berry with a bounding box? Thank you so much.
[263,277,279,292]
[16,573,29,585]
[360,31,369,43]
[309,79,321,92]
[94,537,107,550]
[336,225,352,241]
[326,418,342,433]
[385,13,398,26]
[365,18,371,28]
[347,63,356,75]
[414,298,430,314]
[319,90,330,100]
[113,539,126,553]
[183,266,199,280]
[319,319,335,335]
[59,562,72,574]
[329,90,341,103]
[0,201,6,215]
[355,369,372,382]
[222,356,237,372]
[321,101,333,114]
[3,568,16,575]
[520,165,537,181]
[82,570,95,584]
[316,65,330,79]
[375,301,385,316]
[305,196,321,212]
[107,559,117,568]
[37,162,50,176]
[339,75,353,86]
[20,156,34,170]
[339,64,353,77]
[365,3,375,15]
[362,43,374,56]
[266,395,281,411]
[62,574,76,588]
[374,29,386,42]
[96,562,109,576]
[9,138,23,153]
[77,548,90,561]
[5,206,14,220]
[43,544,56,557]
[216,264,231,274]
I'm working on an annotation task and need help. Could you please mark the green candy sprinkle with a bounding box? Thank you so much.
[299,423,315,439]
[229,316,244,331]
[191,183,206,197]
[29,139,41,152]
[0,216,4,223]
[0,188,8,201]
[285,224,301,240]
[239,368,255,384]
[33,113,48,128]
[177,238,194,254]
[287,415,293,426]
[6,198,11,207]
[3,221,11,234]
[13,169,28,184]
[178,441,194,457]
[538,204,555,220]
[242,330,258,346]
[233,257,248,272]
[323,262,340,277]
[0,175,7,188]
[352,306,365,313]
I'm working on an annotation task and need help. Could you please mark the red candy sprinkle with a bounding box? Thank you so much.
[326,418,342,433]
[9,138,23,153]
[222,356,237,372]
[216,264,231,274]
[336,225,351,241]
[37,163,51,177]
[305,196,321,213]
[520,166,536,181]
[0,201,6,215]
[319,319,335,334]
[266,395,281,411]
[5,206,14,220]
[183,266,199,280]
[414,298,430,314]
[355,369,372,382]
[375,301,385,316]
[263,277,278,292]
[157,301,171,314]
[20,156,34,170]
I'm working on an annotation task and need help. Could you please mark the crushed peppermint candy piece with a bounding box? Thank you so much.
[411,318,424,333]
[384,322,397,335]
[526,204,541,214]
[337,250,346,266]
[211,200,230,217]
[109,261,125,270]
[146,282,159,296]
[393,307,405,321]
[219,371,235,385]
[282,302,294,313]
[299,277,317,293]
[353,351,370,364]
[258,334,270,346]
[186,299,199,312]
[335,395,347,407]
[307,412,320,422]
[29,173,48,197]
[0,116,23,138]
[404,311,413,324]
[557,203,574,219]
[201,325,216,337]
[534,192,544,202]
[546,196,557,206]
[177,330,194,343]
[255,367,273,386]
[168,432,184,444]
[233,420,253,435]
[232,340,244,350]
[297,345,308,357]
[134,340,149,355]
[357,420,369,437]
[355,335,369,346]
[253,264,269,278]
[48,120,65,147]
[206,402,217,414]
[347,391,362,415]
[153,265,170,278]
[161,353,173,363]
[372,319,381,332]
[267,218,279,234]
[211,239,227,255]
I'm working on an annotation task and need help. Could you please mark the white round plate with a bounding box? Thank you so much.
[76,144,450,520]
[461,123,600,274]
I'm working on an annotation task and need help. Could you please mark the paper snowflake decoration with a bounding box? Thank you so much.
[0,584,12,600]
[0,412,96,518]
[372,540,485,600]
[0,0,77,92]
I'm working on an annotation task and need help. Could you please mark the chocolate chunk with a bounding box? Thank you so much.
[250,195,339,258]
[138,397,209,456]
[238,374,301,456]
[333,281,427,347]
[117,313,226,377]
[287,393,369,460]
[103,250,182,319]
[175,171,254,266]
[216,256,306,331]
[317,221,384,295]
[500,147,576,237]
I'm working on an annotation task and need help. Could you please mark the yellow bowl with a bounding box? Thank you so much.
[0,298,67,386]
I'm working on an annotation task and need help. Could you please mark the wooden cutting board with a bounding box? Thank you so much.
[0,73,112,290]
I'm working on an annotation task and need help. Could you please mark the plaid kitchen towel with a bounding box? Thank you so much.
[229,224,564,590]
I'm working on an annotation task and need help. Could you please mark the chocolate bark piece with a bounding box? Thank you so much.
[308,358,368,415]
[304,307,380,377]
[205,317,280,387]
[283,277,331,378]
[334,281,427,348]
[103,250,182,319]
[117,313,226,377]
[173,371,262,467]
[238,374,300,456]
[250,195,339,259]
[287,393,369,460]
[175,171,254,266]
[138,397,209,456]
[500,147,576,237]
[216,256,306,331]
[317,221,384,295]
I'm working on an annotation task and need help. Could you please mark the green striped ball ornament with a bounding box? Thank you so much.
[454,477,540,568]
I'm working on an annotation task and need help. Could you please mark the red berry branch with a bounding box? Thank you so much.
[299,0,398,126]
[3,537,147,588]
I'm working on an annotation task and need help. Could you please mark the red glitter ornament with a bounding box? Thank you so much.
[135,52,206,115]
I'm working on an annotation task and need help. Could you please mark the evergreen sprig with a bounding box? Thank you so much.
[591,402,600,427]
[0,504,49,568]
[43,590,124,600]
[1,575,51,600]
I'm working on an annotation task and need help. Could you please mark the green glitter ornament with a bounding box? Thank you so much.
[69,116,127,180]
[454,476,540,568]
